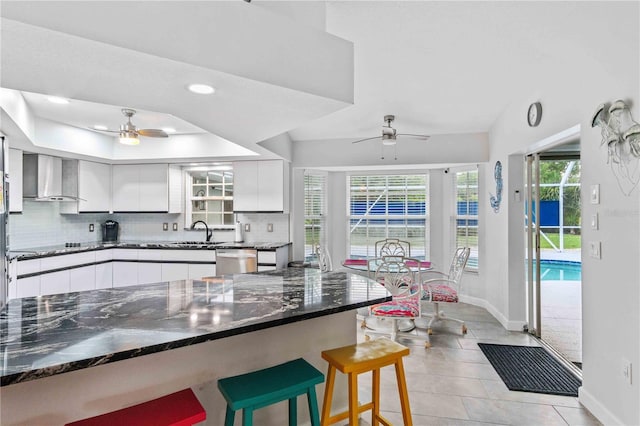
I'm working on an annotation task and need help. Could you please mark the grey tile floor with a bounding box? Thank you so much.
[350,302,600,426]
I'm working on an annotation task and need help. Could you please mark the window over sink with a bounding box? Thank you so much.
[185,165,234,228]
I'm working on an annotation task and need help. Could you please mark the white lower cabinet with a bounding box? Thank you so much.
[40,270,70,296]
[16,276,40,299]
[138,262,162,285]
[69,266,96,292]
[162,263,189,282]
[112,262,138,287]
[95,263,113,289]
[188,264,216,280]
[257,246,290,272]
[13,246,287,297]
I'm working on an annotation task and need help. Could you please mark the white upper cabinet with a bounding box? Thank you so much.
[61,160,111,214]
[112,163,171,212]
[8,149,23,213]
[232,160,289,213]
[232,161,259,212]
[139,164,169,210]
[79,161,111,212]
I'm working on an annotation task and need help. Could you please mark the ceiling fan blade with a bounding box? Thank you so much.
[396,133,430,140]
[89,128,120,134]
[352,136,380,144]
[138,129,169,138]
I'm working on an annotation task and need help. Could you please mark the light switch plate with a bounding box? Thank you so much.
[163,223,168,231]
[590,184,600,204]
[591,213,599,230]
[589,241,601,259]
[622,359,633,385]
[89,224,94,232]
[267,223,273,232]
[244,224,250,232]
[173,223,178,231]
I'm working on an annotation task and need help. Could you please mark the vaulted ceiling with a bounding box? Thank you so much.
[0,1,622,163]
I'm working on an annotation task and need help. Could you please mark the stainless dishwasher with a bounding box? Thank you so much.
[216,249,258,275]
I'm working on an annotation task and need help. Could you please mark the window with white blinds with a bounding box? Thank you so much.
[348,174,428,260]
[454,169,479,270]
[304,173,326,260]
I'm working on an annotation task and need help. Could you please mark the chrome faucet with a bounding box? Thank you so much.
[190,220,213,242]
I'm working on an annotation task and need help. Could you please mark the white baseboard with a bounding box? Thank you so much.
[459,295,526,331]
[578,386,621,425]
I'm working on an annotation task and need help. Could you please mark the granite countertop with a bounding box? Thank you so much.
[9,241,292,260]
[0,268,389,386]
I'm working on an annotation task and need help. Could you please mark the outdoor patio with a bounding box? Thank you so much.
[540,248,582,365]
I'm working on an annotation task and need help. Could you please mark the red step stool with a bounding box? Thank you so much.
[65,388,206,426]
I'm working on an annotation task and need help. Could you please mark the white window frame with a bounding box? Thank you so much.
[452,166,479,271]
[304,171,327,260]
[184,164,235,229]
[346,171,430,260]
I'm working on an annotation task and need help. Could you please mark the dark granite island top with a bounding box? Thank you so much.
[0,267,389,387]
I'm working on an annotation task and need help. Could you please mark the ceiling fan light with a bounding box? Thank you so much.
[119,131,140,145]
[382,134,396,146]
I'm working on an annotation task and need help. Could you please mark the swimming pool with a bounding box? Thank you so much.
[535,260,582,281]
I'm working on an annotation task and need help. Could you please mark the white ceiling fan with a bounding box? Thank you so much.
[352,114,430,159]
[97,108,169,145]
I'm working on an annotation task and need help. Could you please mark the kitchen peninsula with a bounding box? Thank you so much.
[0,267,389,425]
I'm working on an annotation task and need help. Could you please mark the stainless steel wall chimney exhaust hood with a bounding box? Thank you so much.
[23,154,82,201]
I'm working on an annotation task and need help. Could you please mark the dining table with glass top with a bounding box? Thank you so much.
[342,257,432,273]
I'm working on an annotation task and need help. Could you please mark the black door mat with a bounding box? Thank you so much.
[478,343,581,397]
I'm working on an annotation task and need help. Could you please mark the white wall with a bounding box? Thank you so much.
[293,132,488,169]
[485,3,639,424]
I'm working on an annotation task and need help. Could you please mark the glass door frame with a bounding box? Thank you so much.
[526,153,542,338]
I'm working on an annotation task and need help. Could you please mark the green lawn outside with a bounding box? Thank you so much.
[539,232,581,249]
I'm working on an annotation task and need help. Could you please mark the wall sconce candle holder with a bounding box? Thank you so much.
[592,99,640,195]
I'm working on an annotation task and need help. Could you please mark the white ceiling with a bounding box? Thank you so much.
[20,92,207,136]
[0,1,617,160]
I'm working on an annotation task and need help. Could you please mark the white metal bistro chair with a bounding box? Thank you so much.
[421,247,471,335]
[374,238,411,258]
[364,256,430,348]
[315,244,333,272]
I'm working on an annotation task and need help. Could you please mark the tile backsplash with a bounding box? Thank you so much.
[10,201,290,250]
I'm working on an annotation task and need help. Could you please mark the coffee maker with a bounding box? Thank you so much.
[102,220,119,242]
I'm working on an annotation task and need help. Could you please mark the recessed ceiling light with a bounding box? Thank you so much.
[47,96,69,104]
[187,84,215,95]
[93,125,108,131]
[162,127,176,134]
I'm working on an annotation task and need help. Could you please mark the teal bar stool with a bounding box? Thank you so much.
[217,358,324,426]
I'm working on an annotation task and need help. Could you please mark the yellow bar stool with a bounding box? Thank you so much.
[320,338,412,426]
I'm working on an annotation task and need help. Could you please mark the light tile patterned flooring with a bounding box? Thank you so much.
[351,303,600,425]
